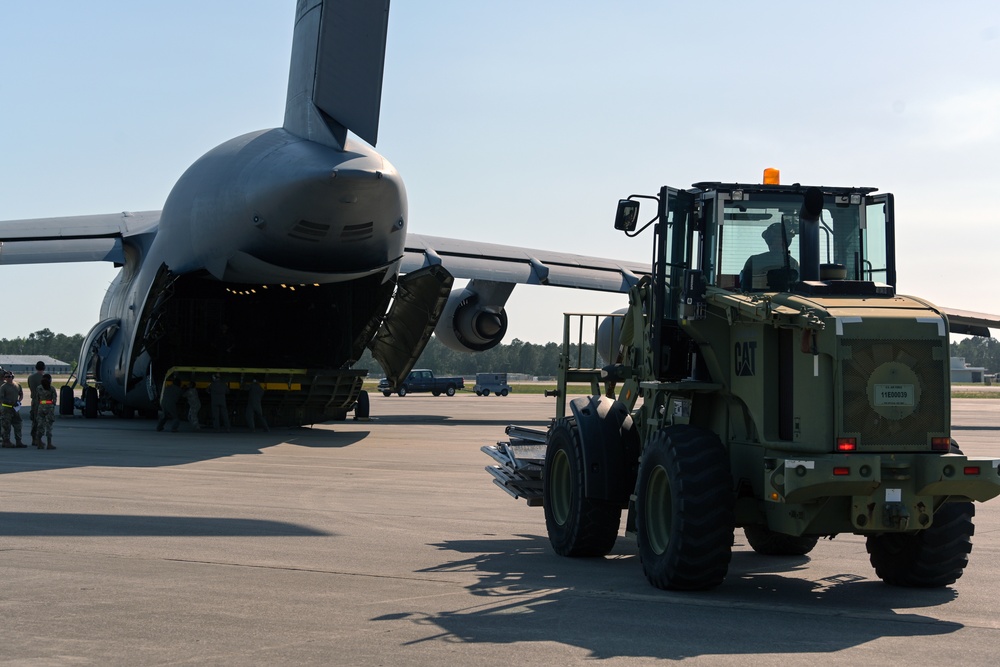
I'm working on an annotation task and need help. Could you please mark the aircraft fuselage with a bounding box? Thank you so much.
[95,128,408,412]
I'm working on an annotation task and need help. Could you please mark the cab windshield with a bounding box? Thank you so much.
[713,193,880,291]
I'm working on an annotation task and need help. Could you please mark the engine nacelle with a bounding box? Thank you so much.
[435,286,509,352]
[596,308,629,365]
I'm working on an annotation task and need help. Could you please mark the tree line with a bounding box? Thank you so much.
[950,337,1000,374]
[6,327,996,378]
[1,329,593,378]
[0,329,84,367]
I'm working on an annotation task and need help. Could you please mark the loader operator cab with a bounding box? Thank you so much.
[615,174,896,308]
[615,172,897,381]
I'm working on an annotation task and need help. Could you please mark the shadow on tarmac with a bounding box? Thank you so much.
[0,415,370,476]
[372,534,961,660]
[0,512,329,537]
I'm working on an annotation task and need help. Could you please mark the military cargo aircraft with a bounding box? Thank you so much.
[0,0,646,424]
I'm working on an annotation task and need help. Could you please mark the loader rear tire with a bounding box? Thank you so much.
[543,419,621,557]
[744,525,818,556]
[636,425,734,590]
[866,501,974,587]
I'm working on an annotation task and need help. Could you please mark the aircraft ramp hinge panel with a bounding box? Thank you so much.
[369,264,453,389]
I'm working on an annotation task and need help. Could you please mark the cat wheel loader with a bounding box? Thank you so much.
[484,171,1000,590]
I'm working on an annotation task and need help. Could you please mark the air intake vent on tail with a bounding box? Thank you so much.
[289,219,330,242]
[340,222,374,243]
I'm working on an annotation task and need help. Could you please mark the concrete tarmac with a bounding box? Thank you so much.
[2,395,999,665]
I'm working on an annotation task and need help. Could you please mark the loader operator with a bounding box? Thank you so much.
[740,221,798,291]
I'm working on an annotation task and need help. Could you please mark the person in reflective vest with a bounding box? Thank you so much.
[34,374,58,450]
[0,371,25,448]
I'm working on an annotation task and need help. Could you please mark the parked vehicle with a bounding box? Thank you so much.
[474,373,511,396]
[378,369,464,397]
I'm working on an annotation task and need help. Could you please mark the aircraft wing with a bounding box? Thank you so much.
[0,210,159,265]
[940,307,1000,337]
[401,233,649,293]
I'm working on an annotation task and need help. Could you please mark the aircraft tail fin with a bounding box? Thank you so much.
[284,0,390,149]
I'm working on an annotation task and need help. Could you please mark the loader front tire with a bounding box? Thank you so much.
[744,525,819,556]
[636,425,734,590]
[866,501,974,587]
[543,419,621,557]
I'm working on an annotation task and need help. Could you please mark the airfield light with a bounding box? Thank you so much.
[289,286,296,291]
[763,168,780,185]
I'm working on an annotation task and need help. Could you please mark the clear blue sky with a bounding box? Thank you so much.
[2,1,998,343]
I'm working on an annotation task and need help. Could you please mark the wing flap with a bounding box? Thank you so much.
[941,307,1000,337]
[0,210,159,266]
[401,234,648,293]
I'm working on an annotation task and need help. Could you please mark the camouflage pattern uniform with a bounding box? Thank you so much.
[35,383,58,449]
[0,374,25,447]
[27,365,44,446]
[183,384,202,429]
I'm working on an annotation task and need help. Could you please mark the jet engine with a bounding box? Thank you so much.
[596,308,629,364]
[435,281,513,352]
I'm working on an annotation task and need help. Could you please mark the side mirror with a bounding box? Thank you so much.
[614,199,640,232]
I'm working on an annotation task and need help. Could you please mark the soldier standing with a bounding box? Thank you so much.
[1,371,26,448]
[209,374,231,432]
[34,374,58,450]
[27,361,45,447]
[183,382,202,430]
[244,378,269,432]
[156,377,183,432]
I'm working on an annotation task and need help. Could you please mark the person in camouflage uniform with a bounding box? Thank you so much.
[34,374,58,450]
[27,361,45,447]
[0,371,26,448]
[182,382,202,430]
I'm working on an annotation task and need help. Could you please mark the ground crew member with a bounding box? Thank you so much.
[244,378,269,432]
[183,382,202,430]
[209,374,231,432]
[34,373,58,450]
[1,371,26,448]
[27,360,45,447]
[156,377,183,432]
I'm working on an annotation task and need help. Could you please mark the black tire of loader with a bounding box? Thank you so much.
[744,525,819,556]
[866,501,975,587]
[543,419,622,557]
[636,425,734,590]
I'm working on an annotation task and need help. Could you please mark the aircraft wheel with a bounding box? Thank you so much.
[83,386,99,419]
[543,419,621,557]
[354,390,370,420]
[636,425,734,590]
[866,501,974,587]
[744,525,818,556]
[446,386,456,397]
[398,386,407,397]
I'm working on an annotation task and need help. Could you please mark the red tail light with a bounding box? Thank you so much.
[836,438,856,452]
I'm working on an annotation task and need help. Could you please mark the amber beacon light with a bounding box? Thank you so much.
[763,168,780,184]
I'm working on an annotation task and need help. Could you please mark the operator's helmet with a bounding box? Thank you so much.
[762,221,796,246]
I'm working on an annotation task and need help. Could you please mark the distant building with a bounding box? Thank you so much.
[950,357,988,384]
[0,355,72,375]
